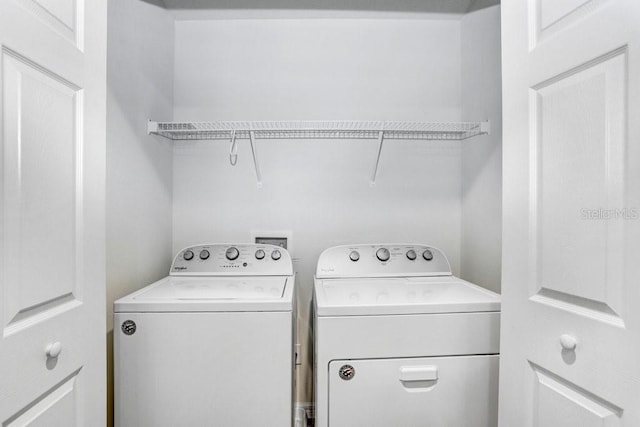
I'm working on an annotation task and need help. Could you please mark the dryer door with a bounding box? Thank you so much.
[328,355,498,427]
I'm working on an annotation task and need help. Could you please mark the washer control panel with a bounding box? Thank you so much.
[316,244,451,278]
[171,244,292,276]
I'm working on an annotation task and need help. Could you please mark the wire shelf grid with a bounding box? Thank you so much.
[148,120,489,141]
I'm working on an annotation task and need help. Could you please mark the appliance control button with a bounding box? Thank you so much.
[225,247,240,261]
[422,249,434,261]
[255,249,266,260]
[376,247,390,262]
[271,250,282,261]
[199,249,210,260]
[406,249,417,260]
[349,250,360,262]
[183,250,194,261]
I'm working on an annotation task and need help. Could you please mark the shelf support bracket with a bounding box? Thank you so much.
[248,129,262,188]
[147,120,158,135]
[370,130,385,186]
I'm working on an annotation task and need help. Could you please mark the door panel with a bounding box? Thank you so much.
[0,0,105,424]
[329,356,499,427]
[530,48,626,326]
[530,363,622,427]
[2,48,83,336]
[4,370,81,427]
[16,0,82,48]
[500,0,640,425]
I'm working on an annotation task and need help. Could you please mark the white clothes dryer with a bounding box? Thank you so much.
[313,244,500,427]
[114,243,295,427]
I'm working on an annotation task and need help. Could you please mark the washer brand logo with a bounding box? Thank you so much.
[121,320,136,335]
[174,266,187,270]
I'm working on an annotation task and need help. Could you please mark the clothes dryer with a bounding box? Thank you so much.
[314,244,500,427]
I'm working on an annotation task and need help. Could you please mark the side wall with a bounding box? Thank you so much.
[461,5,502,293]
[172,17,463,402]
[106,1,174,424]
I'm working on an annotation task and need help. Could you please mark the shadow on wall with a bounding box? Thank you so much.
[141,0,499,14]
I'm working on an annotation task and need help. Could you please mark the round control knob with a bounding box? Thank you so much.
[183,250,194,261]
[349,251,360,262]
[225,247,240,261]
[255,249,265,260]
[376,248,390,262]
[406,249,417,260]
[422,249,434,261]
[271,250,282,261]
[199,249,210,260]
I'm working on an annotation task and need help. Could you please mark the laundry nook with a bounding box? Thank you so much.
[0,0,639,426]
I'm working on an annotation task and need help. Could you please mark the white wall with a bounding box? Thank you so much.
[172,17,463,401]
[460,5,502,293]
[106,0,174,424]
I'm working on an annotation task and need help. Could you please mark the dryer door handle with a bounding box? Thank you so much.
[399,365,438,382]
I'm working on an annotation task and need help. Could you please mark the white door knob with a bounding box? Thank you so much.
[46,342,62,358]
[560,334,577,351]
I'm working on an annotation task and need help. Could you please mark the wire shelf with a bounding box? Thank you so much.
[147,119,490,187]
[148,120,489,141]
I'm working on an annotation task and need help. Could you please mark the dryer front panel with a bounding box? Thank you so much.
[328,355,499,427]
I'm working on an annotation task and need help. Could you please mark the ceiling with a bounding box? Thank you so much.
[154,0,500,15]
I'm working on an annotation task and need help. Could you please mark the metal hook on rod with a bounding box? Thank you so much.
[229,130,238,166]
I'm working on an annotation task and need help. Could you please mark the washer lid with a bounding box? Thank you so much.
[114,276,293,313]
[314,276,500,316]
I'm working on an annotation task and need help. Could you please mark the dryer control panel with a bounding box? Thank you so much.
[171,244,292,276]
[315,244,451,278]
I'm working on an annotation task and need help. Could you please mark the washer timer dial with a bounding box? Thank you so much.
[225,247,240,261]
[376,248,390,262]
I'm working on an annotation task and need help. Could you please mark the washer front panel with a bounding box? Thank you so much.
[315,244,451,279]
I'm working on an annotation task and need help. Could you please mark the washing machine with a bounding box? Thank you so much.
[114,243,295,427]
[313,244,501,427]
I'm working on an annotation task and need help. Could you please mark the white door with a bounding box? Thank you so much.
[500,0,640,425]
[0,0,106,425]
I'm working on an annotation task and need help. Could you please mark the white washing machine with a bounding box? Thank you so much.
[313,244,501,427]
[114,243,295,427]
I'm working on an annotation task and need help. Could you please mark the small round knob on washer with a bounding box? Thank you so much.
[349,251,360,262]
[255,249,266,260]
[225,247,240,261]
[376,248,390,262]
[183,250,194,261]
[422,249,434,261]
[199,249,210,260]
[406,250,417,260]
[271,250,282,261]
